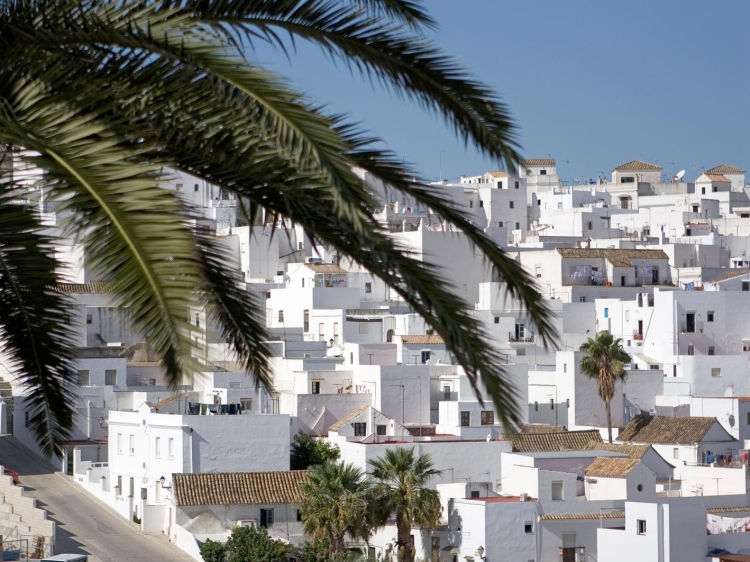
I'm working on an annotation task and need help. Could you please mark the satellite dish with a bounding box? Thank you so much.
[674,170,686,181]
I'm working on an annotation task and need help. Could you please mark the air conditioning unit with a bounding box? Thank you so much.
[237,519,257,528]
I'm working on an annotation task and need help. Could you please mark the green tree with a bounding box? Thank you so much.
[369,448,442,562]
[0,0,556,457]
[299,461,373,556]
[291,431,340,470]
[224,525,291,562]
[200,538,226,562]
[579,330,632,443]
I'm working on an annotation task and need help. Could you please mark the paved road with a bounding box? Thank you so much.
[0,435,194,562]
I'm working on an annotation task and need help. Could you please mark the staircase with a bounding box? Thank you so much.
[0,378,12,434]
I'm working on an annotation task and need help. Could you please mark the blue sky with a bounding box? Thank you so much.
[251,0,750,184]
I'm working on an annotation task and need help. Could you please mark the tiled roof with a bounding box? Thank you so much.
[52,281,115,294]
[707,506,750,514]
[511,430,602,452]
[401,335,445,345]
[485,170,508,178]
[328,405,369,432]
[703,173,731,183]
[520,158,555,167]
[539,512,624,521]
[520,424,567,434]
[154,391,196,411]
[584,457,640,478]
[618,414,724,445]
[583,441,651,460]
[706,269,749,283]
[706,164,746,174]
[612,160,662,172]
[556,248,669,267]
[172,471,309,506]
[305,264,347,274]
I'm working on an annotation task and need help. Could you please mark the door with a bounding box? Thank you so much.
[638,320,643,336]
[620,275,625,287]
[443,385,451,401]
[686,312,695,333]
[515,323,525,340]
[652,267,659,284]
[561,533,577,562]
[460,411,470,427]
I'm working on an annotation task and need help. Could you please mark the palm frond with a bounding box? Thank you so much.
[0,195,76,458]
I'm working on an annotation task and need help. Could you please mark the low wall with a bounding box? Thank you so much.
[0,466,55,542]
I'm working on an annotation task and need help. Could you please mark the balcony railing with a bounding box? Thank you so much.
[509,332,535,343]
[563,275,608,286]
[559,547,585,562]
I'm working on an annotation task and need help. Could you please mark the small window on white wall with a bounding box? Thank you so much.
[117,433,122,454]
[365,282,372,293]
[129,435,135,455]
[155,437,161,458]
[551,481,564,501]
[168,438,174,459]
[637,519,647,535]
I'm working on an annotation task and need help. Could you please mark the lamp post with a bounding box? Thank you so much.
[476,545,485,561]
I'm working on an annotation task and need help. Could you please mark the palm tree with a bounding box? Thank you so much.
[369,448,441,562]
[299,461,373,556]
[579,331,632,443]
[0,0,557,456]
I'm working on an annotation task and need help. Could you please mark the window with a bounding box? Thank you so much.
[579,295,586,303]
[365,282,372,294]
[586,221,593,230]
[359,323,369,334]
[168,438,174,459]
[470,490,480,498]
[687,345,695,356]
[524,522,533,534]
[155,437,161,458]
[707,311,714,322]
[117,475,122,492]
[155,481,161,502]
[625,310,630,321]
[129,477,135,497]
[713,186,718,193]
[311,381,320,394]
[540,170,547,175]
[563,363,567,373]
[333,322,339,344]
[176,183,184,193]
[509,201,514,209]
[708,346,715,356]
[534,401,538,411]
[649,364,660,370]
[515,221,520,229]
[278,310,284,323]
[353,422,367,436]
[117,433,122,455]
[469,200,473,208]
[550,399,555,410]
[743,281,750,292]
[535,266,542,278]
[421,350,431,364]
[479,200,484,207]
[494,316,499,324]
[78,370,90,386]
[377,425,387,436]
[194,183,199,192]
[480,411,494,425]
[240,398,253,412]
[303,310,309,332]
[86,314,92,325]
[747,412,750,425]
[498,221,503,227]
[711,367,721,377]
[673,448,679,460]
[318,323,325,342]
[551,481,564,501]
[105,370,117,386]
[460,411,470,427]
[637,519,647,535]
[260,508,274,529]
[515,181,519,189]
[296,509,303,522]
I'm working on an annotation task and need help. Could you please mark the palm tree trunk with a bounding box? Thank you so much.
[397,513,412,562]
[606,398,613,443]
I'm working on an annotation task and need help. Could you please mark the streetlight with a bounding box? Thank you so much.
[159,476,172,490]
[476,546,485,561]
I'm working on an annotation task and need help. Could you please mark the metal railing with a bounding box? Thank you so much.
[509,332,535,343]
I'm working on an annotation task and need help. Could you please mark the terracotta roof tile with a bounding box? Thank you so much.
[172,471,309,506]
[485,170,508,178]
[540,512,624,521]
[511,430,602,452]
[401,335,445,345]
[706,164,746,174]
[328,405,369,431]
[703,173,731,183]
[613,160,662,172]
[707,506,750,514]
[584,457,640,478]
[52,281,115,294]
[618,414,728,445]
[556,248,669,267]
[305,264,347,274]
[706,269,749,283]
[583,441,651,460]
[520,424,567,434]
[520,158,555,167]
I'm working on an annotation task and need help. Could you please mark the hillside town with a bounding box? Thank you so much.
[5,157,750,562]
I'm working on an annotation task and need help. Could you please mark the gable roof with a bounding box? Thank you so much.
[706,269,749,283]
[583,441,651,460]
[520,158,555,167]
[328,405,370,432]
[706,164,746,174]
[540,512,624,521]
[304,264,347,274]
[401,335,445,345]
[485,170,508,178]
[511,429,602,452]
[612,160,662,172]
[617,414,730,445]
[700,173,731,183]
[52,281,114,294]
[172,471,309,506]
[584,457,640,478]
[556,248,669,267]
[520,424,567,434]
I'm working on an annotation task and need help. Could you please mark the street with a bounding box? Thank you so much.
[0,436,194,562]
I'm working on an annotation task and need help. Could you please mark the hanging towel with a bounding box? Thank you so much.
[201,404,208,415]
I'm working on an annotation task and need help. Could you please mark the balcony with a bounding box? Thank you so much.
[508,332,535,346]
[559,547,585,562]
[563,275,608,286]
